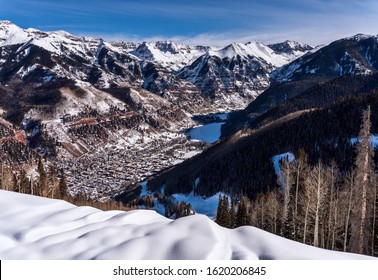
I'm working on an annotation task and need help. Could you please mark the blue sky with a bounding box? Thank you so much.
[1,0,378,46]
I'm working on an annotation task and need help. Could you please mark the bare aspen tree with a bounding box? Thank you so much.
[302,193,311,244]
[267,189,279,234]
[331,183,340,250]
[350,106,375,255]
[293,149,308,241]
[279,158,293,237]
[302,161,329,247]
[313,161,323,247]
[343,171,354,252]
[326,161,339,249]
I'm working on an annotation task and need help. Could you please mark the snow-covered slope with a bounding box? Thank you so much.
[210,42,294,67]
[0,21,144,88]
[0,190,373,260]
[176,41,312,107]
[177,43,273,106]
[272,34,378,82]
[268,40,313,62]
[131,41,208,71]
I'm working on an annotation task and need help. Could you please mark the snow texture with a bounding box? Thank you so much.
[0,190,373,260]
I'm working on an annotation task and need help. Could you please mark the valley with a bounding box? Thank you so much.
[1,20,378,258]
[55,119,209,201]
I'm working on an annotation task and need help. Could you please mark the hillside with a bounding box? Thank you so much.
[148,87,378,198]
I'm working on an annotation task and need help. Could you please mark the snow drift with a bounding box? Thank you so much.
[0,190,373,260]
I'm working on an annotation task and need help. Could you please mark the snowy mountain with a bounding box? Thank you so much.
[0,20,211,112]
[272,34,378,82]
[131,41,208,71]
[0,20,315,203]
[176,41,311,107]
[0,21,313,113]
[268,40,313,61]
[0,190,372,260]
[0,21,315,111]
[0,21,214,201]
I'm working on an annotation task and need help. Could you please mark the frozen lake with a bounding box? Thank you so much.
[187,113,229,143]
[187,122,225,143]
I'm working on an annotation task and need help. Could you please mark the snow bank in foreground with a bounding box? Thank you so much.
[0,190,373,260]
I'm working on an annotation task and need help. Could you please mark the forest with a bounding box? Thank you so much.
[215,106,378,256]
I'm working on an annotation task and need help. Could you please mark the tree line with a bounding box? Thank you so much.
[0,158,68,199]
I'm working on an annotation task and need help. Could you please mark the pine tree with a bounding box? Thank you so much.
[216,195,224,225]
[236,196,249,227]
[222,195,231,228]
[215,195,231,228]
[229,200,236,229]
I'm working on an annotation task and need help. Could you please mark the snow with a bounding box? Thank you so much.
[187,122,225,143]
[272,152,295,176]
[131,41,206,71]
[208,42,297,67]
[0,190,373,260]
[350,134,378,148]
[171,191,226,219]
[0,21,30,46]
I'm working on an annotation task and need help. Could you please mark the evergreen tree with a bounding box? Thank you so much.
[229,200,236,229]
[222,195,231,228]
[215,195,224,225]
[236,196,249,227]
[215,195,231,228]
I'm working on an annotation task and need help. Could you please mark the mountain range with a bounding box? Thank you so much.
[0,20,312,112]
[0,20,314,196]
[2,20,378,258]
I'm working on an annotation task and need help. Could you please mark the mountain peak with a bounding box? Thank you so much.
[0,20,15,25]
[268,40,312,56]
[345,33,373,41]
